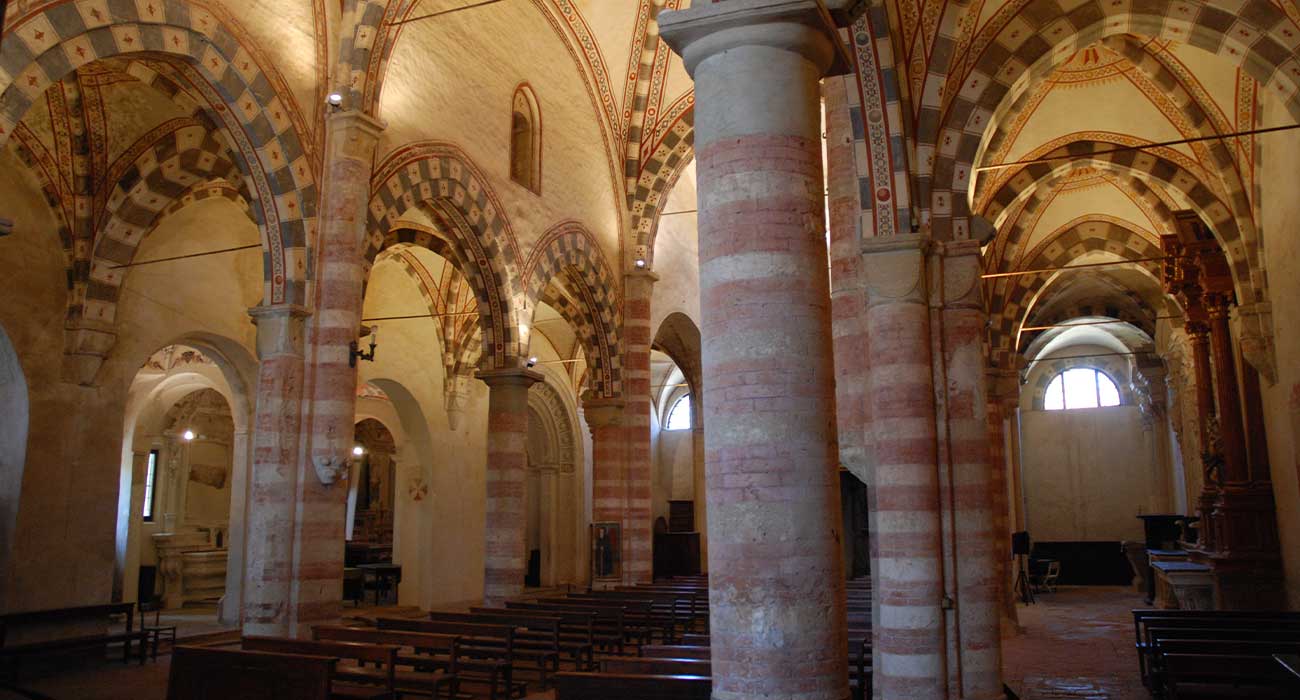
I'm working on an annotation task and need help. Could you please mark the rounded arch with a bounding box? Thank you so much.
[510,83,543,194]
[633,106,696,266]
[988,217,1166,369]
[981,140,1259,304]
[1029,361,1132,411]
[367,143,524,370]
[929,0,1299,242]
[523,222,622,398]
[84,122,255,325]
[0,322,29,608]
[0,3,317,306]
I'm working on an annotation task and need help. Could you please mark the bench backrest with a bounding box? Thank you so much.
[1162,652,1291,685]
[166,645,335,700]
[242,635,399,666]
[642,645,709,660]
[1156,638,1300,656]
[428,611,559,636]
[554,671,711,700]
[313,625,458,655]
[377,617,513,647]
[600,656,711,676]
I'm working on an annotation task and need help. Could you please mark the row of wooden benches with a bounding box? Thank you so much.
[1132,608,1300,699]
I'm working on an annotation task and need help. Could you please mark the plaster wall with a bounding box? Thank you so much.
[1021,405,1159,543]
[650,162,701,332]
[1257,93,1300,608]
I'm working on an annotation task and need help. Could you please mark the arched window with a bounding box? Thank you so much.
[665,394,692,430]
[1044,368,1121,411]
[510,84,542,193]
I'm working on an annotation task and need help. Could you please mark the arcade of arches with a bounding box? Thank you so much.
[3,1,1300,698]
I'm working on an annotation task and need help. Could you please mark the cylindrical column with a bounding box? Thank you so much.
[243,303,309,635]
[936,242,1002,699]
[1207,299,1248,484]
[862,237,946,700]
[661,5,849,698]
[691,422,708,573]
[477,368,542,605]
[1186,321,1217,551]
[623,269,658,583]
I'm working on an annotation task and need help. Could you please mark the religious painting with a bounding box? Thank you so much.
[591,522,622,580]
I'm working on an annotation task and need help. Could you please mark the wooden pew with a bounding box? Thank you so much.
[642,644,709,660]
[504,601,630,653]
[0,603,147,681]
[241,636,399,699]
[376,617,529,698]
[450,609,595,670]
[1131,610,1300,686]
[165,645,388,700]
[600,656,710,676]
[1162,653,1294,699]
[553,671,711,700]
[312,625,461,699]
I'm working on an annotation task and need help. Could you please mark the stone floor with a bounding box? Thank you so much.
[1003,585,1148,700]
[5,586,1148,700]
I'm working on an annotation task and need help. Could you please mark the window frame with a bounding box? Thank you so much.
[664,393,692,431]
[142,448,160,522]
[1043,367,1122,411]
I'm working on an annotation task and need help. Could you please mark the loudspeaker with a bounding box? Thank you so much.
[1012,531,1031,556]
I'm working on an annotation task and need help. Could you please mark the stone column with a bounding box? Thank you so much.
[582,396,626,585]
[933,241,1002,698]
[242,303,309,635]
[537,464,559,586]
[862,236,947,700]
[661,4,850,698]
[691,422,707,573]
[987,369,1021,629]
[477,368,543,604]
[623,269,658,584]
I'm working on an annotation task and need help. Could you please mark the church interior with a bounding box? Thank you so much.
[3,0,1300,698]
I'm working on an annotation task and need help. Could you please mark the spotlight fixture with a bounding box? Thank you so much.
[634,258,647,268]
[182,429,196,441]
[352,445,365,457]
[350,325,379,368]
[526,356,538,368]
[327,92,344,108]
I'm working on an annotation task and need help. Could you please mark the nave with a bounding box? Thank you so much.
[6,0,1300,699]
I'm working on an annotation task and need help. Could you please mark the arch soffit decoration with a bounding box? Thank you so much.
[928,0,1300,244]
[980,139,1260,305]
[523,221,623,399]
[0,1,319,308]
[988,217,1166,369]
[366,142,525,370]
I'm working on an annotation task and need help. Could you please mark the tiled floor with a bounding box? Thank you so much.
[7,586,1148,700]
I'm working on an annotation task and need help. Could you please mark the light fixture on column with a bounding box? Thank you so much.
[327,92,344,111]
[182,429,196,441]
[526,356,538,368]
[634,258,647,268]
[350,325,379,368]
[352,445,365,457]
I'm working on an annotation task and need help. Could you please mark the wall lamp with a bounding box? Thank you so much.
[350,325,379,368]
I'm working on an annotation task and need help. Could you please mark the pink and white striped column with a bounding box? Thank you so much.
[661,3,850,698]
[242,110,383,636]
[935,241,1002,698]
[582,396,626,584]
[622,269,657,584]
[478,368,543,604]
[861,236,947,700]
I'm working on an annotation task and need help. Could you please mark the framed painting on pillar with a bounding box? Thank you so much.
[591,522,622,581]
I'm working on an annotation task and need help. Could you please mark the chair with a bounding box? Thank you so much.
[138,598,178,660]
[1037,561,1061,593]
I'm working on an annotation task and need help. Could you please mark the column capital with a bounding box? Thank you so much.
[660,0,850,78]
[625,267,661,285]
[581,394,627,430]
[861,233,929,306]
[247,303,311,359]
[475,367,544,389]
[327,109,387,138]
